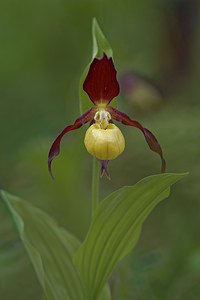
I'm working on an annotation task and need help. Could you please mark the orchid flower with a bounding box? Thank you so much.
[48,53,166,179]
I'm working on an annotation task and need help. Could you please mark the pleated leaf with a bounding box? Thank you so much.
[74,173,187,300]
[79,18,114,115]
[0,191,86,300]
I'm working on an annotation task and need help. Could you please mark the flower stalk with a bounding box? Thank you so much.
[91,157,100,217]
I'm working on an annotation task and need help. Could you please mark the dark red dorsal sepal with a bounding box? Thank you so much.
[83,52,120,106]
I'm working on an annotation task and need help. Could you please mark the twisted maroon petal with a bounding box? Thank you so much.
[107,106,166,173]
[83,52,120,105]
[48,107,97,180]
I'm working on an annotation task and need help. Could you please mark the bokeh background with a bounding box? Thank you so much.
[1,0,200,299]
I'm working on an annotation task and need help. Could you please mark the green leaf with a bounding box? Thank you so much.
[79,18,115,115]
[74,173,187,300]
[0,191,86,300]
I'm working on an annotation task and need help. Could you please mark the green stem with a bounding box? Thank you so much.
[92,157,100,217]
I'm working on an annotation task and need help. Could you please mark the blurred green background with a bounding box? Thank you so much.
[1,0,200,299]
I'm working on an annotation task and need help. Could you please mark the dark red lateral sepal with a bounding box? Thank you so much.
[48,107,97,180]
[97,159,110,179]
[83,52,120,105]
[107,106,166,173]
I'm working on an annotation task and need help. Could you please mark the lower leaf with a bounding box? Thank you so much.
[74,173,187,300]
[1,191,86,300]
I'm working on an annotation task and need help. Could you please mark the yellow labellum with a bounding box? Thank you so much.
[84,123,125,160]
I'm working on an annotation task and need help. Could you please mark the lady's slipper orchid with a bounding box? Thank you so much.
[48,53,166,179]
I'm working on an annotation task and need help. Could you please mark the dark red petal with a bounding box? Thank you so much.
[83,52,120,105]
[48,107,97,180]
[107,106,166,173]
